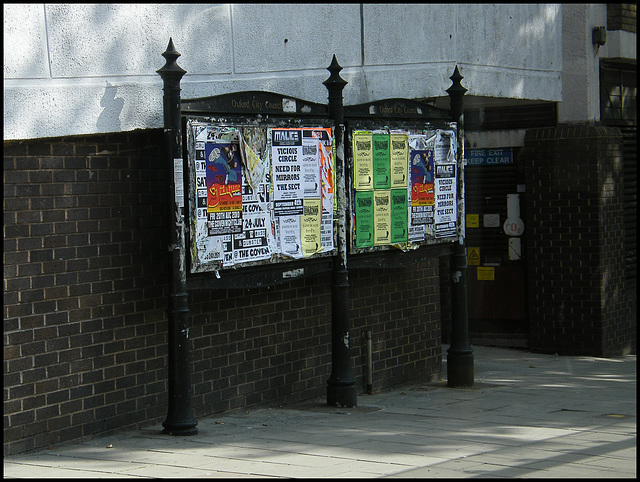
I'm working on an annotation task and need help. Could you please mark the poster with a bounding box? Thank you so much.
[373,190,391,246]
[316,129,334,252]
[390,132,409,188]
[372,132,391,190]
[278,215,302,258]
[353,131,373,190]
[354,191,374,248]
[301,198,322,256]
[410,149,434,205]
[272,128,304,215]
[205,140,243,235]
[233,182,272,264]
[434,163,457,237]
[433,129,457,238]
[390,188,408,244]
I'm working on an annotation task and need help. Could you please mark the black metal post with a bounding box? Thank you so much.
[446,66,474,387]
[324,56,357,407]
[157,38,198,434]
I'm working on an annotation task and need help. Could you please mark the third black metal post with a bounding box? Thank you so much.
[446,66,474,387]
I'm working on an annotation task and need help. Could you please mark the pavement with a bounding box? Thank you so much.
[4,345,636,478]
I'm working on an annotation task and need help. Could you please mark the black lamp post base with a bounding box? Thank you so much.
[447,348,475,388]
[327,382,358,408]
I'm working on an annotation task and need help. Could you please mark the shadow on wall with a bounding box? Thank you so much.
[97,82,124,132]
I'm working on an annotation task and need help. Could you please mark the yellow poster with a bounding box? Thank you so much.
[353,131,373,191]
[477,266,495,280]
[301,198,322,256]
[373,190,391,246]
[390,132,409,188]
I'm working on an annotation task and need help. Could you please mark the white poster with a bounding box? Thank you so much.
[434,163,457,237]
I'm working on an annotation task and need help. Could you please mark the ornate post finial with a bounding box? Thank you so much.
[157,37,186,80]
[323,55,347,91]
[446,65,467,121]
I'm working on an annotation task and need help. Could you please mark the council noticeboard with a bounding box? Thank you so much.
[350,126,459,252]
[186,120,336,273]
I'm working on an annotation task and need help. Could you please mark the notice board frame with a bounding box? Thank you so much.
[342,98,463,268]
[180,91,338,290]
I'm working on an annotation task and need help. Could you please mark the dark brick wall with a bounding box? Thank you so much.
[4,130,171,455]
[607,3,637,33]
[4,130,445,455]
[523,124,635,356]
[350,259,443,390]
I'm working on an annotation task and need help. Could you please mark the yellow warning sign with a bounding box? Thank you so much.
[467,247,480,266]
[466,214,480,228]
[477,266,495,281]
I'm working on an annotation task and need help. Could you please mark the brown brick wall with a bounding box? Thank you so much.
[3,130,445,455]
[523,124,635,356]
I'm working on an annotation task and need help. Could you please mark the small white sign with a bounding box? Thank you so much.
[173,158,184,208]
[483,213,500,228]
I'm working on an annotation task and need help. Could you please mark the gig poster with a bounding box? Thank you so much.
[353,131,373,191]
[373,190,391,246]
[372,132,391,190]
[433,129,458,238]
[390,131,409,189]
[354,191,374,248]
[205,141,243,235]
[390,188,408,244]
[434,162,457,238]
[409,148,435,220]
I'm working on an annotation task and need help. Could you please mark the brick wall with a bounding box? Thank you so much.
[3,130,171,455]
[4,130,445,455]
[350,260,443,390]
[607,3,637,33]
[523,124,635,356]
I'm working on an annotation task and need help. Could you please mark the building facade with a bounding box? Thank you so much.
[4,4,636,455]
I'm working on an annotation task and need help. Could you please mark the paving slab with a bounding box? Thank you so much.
[4,345,635,479]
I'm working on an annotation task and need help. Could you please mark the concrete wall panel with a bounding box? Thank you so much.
[3,4,49,79]
[4,3,566,140]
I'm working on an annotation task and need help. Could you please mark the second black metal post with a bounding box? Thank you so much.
[324,56,357,407]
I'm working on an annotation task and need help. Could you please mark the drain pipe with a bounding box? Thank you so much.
[365,330,373,394]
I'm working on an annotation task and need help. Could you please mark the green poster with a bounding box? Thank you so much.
[372,132,390,190]
[390,188,408,244]
[354,191,374,248]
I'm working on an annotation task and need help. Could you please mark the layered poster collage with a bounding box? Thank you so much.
[351,128,457,250]
[189,123,334,272]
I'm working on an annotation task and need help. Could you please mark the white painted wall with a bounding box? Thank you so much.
[558,4,602,123]
[558,3,637,123]
[4,4,563,140]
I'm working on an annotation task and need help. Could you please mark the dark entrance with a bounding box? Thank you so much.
[464,147,528,347]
